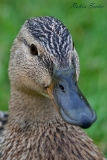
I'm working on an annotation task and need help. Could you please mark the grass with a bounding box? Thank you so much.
[0,0,107,157]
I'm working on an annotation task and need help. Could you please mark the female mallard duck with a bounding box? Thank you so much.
[0,16,106,160]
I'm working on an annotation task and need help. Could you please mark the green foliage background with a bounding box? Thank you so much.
[0,0,107,157]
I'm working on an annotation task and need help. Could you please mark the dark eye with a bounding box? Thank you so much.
[30,44,38,55]
[73,41,74,50]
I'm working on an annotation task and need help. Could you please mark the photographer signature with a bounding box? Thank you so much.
[71,3,104,9]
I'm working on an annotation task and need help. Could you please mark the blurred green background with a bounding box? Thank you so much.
[0,0,107,157]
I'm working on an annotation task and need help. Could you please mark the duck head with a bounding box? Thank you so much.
[9,16,96,129]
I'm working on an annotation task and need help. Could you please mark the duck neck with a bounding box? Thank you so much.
[8,87,60,131]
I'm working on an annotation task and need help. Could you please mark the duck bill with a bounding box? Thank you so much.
[47,66,97,129]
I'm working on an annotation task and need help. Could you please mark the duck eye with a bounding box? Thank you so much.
[30,44,38,55]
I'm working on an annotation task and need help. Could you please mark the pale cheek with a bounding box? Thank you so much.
[25,50,34,62]
[41,74,52,87]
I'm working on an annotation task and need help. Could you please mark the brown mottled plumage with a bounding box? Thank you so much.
[0,121,105,159]
[0,16,106,160]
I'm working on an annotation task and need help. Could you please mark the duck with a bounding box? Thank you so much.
[0,16,106,160]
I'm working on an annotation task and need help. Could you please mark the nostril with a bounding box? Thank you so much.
[59,84,65,93]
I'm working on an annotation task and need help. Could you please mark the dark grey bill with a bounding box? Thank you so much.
[52,66,97,129]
